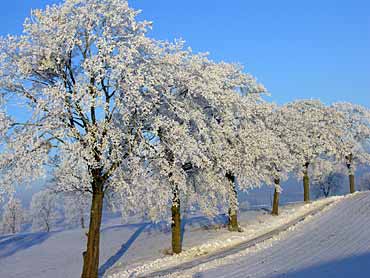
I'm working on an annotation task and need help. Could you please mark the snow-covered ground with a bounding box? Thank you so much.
[115,191,370,278]
[107,196,341,278]
[1,191,367,278]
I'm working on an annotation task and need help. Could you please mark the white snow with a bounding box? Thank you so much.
[117,192,370,278]
[107,195,343,278]
[3,192,368,278]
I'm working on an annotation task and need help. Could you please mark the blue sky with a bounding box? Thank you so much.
[0,0,369,107]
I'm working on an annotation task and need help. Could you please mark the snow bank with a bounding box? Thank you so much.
[107,195,345,278]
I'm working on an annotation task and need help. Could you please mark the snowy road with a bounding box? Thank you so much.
[168,192,370,278]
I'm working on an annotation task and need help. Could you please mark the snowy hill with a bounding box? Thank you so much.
[0,191,359,278]
[173,191,370,278]
[113,191,370,278]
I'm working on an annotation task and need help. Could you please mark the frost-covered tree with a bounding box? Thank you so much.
[332,102,370,193]
[63,192,90,229]
[269,100,344,202]
[199,91,271,230]
[114,52,266,250]
[217,101,297,219]
[0,99,11,141]
[263,132,297,216]
[310,158,346,198]
[1,197,24,234]
[260,104,299,216]
[0,0,179,274]
[0,0,266,272]
[30,190,60,232]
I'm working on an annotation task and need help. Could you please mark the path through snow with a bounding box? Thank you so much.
[164,192,370,278]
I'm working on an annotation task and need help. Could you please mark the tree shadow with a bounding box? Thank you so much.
[270,252,370,278]
[180,214,229,245]
[0,232,52,259]
[98,223,149,277]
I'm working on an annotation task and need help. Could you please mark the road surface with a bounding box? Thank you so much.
[166,192,370,278]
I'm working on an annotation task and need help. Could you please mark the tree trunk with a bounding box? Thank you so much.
[228,208,239,231]
[272,178,280,216]
[12,214,16,234]
[81,187,104,278]
[303,163,310,202]
[171,186,181,254]
[349,174,355,194]
[346,154,355,194]
[226,171,240,232]
[81,216,85,229]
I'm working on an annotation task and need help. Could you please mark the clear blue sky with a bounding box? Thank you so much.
[0,0,369,107]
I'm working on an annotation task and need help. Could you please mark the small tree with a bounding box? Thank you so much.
[310,158,346,198]
[30,190,60,232]
[2,198,24,234]
[63,192,91,229]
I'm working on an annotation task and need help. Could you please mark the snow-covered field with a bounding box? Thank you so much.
[107,196,341,278]
[0,190,354,278]
[130,191,370,278]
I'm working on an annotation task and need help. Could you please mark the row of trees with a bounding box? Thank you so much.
[0,0,369,277]
[3,165,370,235]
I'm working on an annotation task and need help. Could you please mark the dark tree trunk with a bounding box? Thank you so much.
[322,184,330,198]
[81,216,85,229]
[228,208,238,231]
[161,142,182,255]
[349,174,355,194]
[171,187,181,254]
[272,178,280,216]
[303,163,310,202]
[346,154,355,194]
[12,214,16,234]
[226,171,240,232]
[81,184,104,278]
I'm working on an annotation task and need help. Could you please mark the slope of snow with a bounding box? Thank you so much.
[107,196,342,278]
[136,192,370,278]
[0,193,340,278]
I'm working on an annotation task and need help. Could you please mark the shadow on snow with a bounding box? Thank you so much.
[99,223,150,277]
[270,252,370,278]
[0,232,52,259]
[98,214,230,276]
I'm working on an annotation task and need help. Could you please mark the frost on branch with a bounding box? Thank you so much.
[268,100,346,178]
[0,100,16,202]
[110,48,267,222]
[0,0,271,226]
